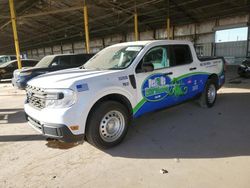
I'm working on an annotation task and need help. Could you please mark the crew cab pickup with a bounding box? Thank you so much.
[24,40,225,149]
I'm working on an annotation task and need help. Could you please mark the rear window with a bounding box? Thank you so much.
[171,45,192,66]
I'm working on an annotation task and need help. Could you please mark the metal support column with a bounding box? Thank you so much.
[134,9,139,41]
[83,0,90,53]
[246,14,250,57]
[9,0,22,69]
[167,0,171,40]
[167,18,170,40]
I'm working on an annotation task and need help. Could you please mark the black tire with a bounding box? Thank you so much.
[199,79,217,108]
[86,100,130,149]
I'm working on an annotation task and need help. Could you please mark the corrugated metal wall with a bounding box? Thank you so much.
[215,41,247,57]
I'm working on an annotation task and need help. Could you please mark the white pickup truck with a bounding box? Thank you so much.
[24,40,225,149]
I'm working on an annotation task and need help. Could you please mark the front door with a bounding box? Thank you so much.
[133,45,194,117]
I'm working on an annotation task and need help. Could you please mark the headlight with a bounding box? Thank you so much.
[44,89,76,108]
[20,72,32,76]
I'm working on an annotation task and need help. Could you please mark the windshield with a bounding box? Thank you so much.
[83,45,143,70]
[35,56,54,68]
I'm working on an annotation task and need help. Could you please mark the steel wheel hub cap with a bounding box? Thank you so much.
[99,110,125,142]
[207,84,216,104]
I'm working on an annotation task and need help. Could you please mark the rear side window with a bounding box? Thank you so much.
[171,45,192,66]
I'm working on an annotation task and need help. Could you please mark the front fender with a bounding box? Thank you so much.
[78,86,136,134]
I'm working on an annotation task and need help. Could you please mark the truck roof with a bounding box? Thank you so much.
[112,40,193,47]
[44,53,94,59]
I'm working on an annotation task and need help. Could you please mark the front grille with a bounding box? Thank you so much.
[26,85,46,110]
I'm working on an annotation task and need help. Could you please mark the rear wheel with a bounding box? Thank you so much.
[86,101,130,149]
[199,79,217,108]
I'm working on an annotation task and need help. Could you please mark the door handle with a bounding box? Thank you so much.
[164,72,173,76]
[189,67,197,71]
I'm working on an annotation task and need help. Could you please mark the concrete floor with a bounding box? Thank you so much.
[0,66,250,188]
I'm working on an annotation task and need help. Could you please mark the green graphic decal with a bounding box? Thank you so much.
[167,78,188,97]
[133,72,211,114]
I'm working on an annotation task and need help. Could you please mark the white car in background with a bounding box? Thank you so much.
[0,55,16,65]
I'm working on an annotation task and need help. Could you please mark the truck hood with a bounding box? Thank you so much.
[20,67,52,73]
[27,68,123,89]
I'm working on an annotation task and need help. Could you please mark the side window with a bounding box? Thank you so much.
[171,45,192,66]
[71,55,84,66]
[22,60,29,67]
[56,56,71,67]
[143,46,170,70]
[50,56,59,67]
[22,60,36,67]
[10,56,16,60]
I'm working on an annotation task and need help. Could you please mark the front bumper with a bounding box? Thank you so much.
[24,101,87,142]
[26,113,84,142]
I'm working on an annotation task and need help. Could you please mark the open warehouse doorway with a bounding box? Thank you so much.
[215,26,249,64]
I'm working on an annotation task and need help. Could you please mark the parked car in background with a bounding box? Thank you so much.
[0,59,38,81]
[238,57,250,77]
[0,55,16,65]
[12,53,95,89]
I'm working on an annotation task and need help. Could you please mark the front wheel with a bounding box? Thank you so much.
[199,79,217,108]
[86,101,130,149]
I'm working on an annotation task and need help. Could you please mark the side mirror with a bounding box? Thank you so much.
[142,62,154,72]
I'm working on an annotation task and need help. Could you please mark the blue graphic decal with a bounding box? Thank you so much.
[76,83,89,92]
[142,74,171,101]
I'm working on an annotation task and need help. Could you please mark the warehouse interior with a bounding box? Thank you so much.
[1,0,250,64]
[1,1,250,188]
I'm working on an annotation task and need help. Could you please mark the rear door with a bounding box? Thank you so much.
[169,44,203,97]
